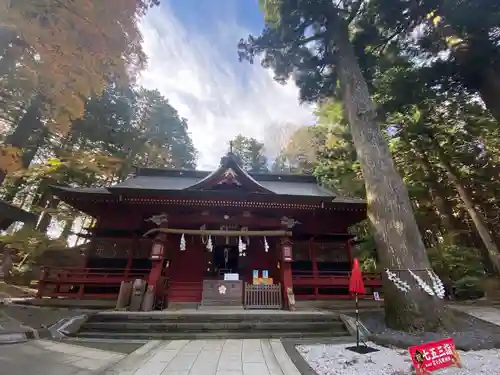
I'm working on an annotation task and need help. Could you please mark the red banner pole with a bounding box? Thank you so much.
[355,292,360,348]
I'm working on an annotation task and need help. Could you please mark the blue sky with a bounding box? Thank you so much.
[138,0,313,169]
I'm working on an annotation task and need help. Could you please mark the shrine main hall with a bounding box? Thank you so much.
[37,151,381,309]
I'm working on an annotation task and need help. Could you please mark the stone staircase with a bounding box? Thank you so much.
[295,299,383,312]
[71,310,350,340]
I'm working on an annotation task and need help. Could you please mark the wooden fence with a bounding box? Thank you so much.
[244,283,282,309]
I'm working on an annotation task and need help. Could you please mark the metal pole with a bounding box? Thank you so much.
[355,292,360,348]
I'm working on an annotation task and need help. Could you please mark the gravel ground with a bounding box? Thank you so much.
[351,309,500,350]
[297,342,500,375]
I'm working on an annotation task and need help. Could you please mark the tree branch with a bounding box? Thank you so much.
[347,0,364,25]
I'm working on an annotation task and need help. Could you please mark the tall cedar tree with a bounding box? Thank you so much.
[239,0,449,331]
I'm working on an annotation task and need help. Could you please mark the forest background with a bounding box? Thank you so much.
[0,0,499,303]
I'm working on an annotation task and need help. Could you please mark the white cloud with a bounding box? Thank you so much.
[138,4,314,170]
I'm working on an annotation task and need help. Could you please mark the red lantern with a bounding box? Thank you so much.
[282,243,293,262]
[151,242,164,260]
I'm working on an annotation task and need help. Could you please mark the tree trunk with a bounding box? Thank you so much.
[0,102,43,185]
[330,15,449,332]
[35,188,60,234]
[466,61,500,124]
[433,143,500,273]
[412,149,455,229]
[2,128,49,203]
[58,218,75,241]
[412,145,486,245]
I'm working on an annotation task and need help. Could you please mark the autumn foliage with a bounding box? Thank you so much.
[0,0,153,134]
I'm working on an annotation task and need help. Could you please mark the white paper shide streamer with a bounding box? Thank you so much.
[264,236,269,252]
[408,269,435,296]
[238,236,246,256]
[427,269,446,299]
[180,233,186,251]
[385,269,411,292]
[206,235,213,252]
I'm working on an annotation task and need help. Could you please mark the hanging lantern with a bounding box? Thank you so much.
[264,237,269,253]
[150,241,164,260]
[206,235,213,252]
[180,234,186,251]
[282,240,293,262]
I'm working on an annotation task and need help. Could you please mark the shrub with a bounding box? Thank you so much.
[453,276,485,300]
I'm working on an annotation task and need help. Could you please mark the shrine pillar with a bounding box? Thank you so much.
[346,238,353,264]
[309,239,319,297]
[280,237,295,310]
[77,237,95,299]
[143,233,167,311]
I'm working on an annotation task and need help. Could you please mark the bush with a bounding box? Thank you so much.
[453,276,485,300]
[428,244,485,281]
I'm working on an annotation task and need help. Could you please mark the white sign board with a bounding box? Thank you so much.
[224,273,239,281]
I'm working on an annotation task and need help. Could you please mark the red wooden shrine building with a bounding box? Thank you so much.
[37,152,381,309]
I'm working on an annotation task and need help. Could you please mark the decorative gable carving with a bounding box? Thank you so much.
[186,152,274,194]
[216,168,241,186]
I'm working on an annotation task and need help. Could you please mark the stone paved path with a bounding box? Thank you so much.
[0,339,125,375]
[449,305,500,326]
[102,339,301,375]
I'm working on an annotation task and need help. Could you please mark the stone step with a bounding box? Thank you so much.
[81,320,346,333]
[76,328,349,340]
[200,301,242,307]
[87,312,341,323]
[197,305,243,311]
[295,299,383,311]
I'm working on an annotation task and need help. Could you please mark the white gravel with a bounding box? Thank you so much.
[297,342,500,375]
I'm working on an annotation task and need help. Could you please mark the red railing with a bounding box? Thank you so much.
[292,270,382,299]
[37,266,151,299]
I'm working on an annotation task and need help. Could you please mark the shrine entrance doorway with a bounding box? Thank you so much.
[213,245,239,276]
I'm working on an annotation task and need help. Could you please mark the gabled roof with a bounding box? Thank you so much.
[185,152,273,193]
[50,152,365,204]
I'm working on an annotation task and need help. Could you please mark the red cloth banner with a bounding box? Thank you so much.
[348,258,365,295]
[408,338,462,374]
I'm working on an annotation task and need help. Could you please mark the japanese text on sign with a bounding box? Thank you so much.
[408,338,461,374]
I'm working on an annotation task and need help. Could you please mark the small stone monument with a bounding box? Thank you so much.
[116,281,133,309]
[130,279,146,311]
[141,284,155,311]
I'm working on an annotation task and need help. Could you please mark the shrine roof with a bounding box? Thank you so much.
[0,200,37,230]
[51,152,365,204]
[108,170,339,198]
